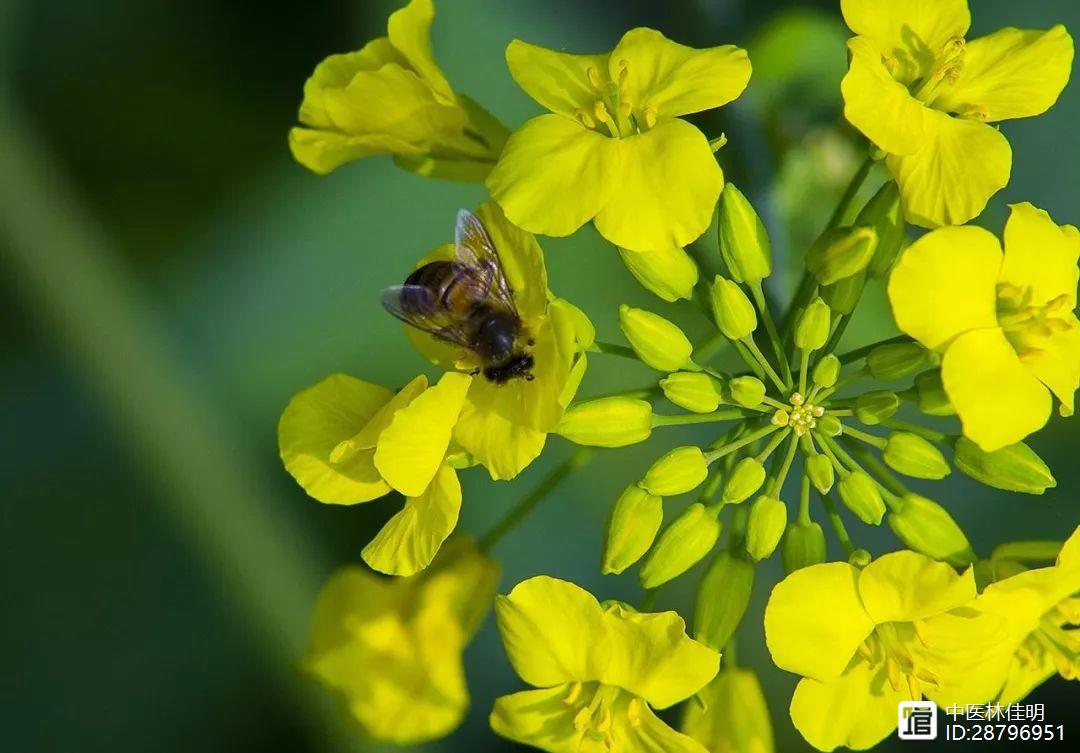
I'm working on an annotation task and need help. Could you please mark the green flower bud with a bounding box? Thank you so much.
[856,181,904,278]
[682,668,775,753]
[556,397,652,447]
[729,376,766,409]
[805,225,877,285]
[805,453,835,493]
[954,437,1056,494]
[849,548,872,567]
[718,183,772,284]
[889,493,976,566]
[660,372,723,414]
[693,551,754,651]
[619,305,695,372]
[915,370,955,416]
[813,354,841,389]
[883,432,950,480]
[640,503,721,588]
[794,297,831,351]
[837,472,885,525]
[820,271,866,315]
[641,446,709,496]
[854,390,900,425]
[618,246,699,302]
[746,495,787,561]
[816,414,843,436]
[710,276,758,340]
[866,342,936,381]
[602,485,663,574]
[722,457,767,504]
[782,520,827,573]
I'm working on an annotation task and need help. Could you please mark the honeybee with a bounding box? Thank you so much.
[381,209,535,384]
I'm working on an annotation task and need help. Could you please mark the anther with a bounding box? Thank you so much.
[642,106,657,129]
[586,66,604,92]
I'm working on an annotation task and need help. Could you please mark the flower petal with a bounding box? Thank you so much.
[917,607,1012,706]
[487,114,619,238]
[887,225,1001,350]
[790,660,908,752]
[418,536,501,639]
[490,686,581,753]
[594,119,722,252]
[935,26,1074,122]
[386,0,455,102]
[615,701,710,753]
[1000,202,1080,308]
[374,372,471,496]
[1017,316,1080,416]
[278,374,393,504]
[362,464,462,576]
[841,36,932,155]
[886,111,1012,228]
[601,603,720,708]
[505,39,608,117]
[298,39,406,129]
[997,648,1057,707]
[764,562,875,681]
[857,550,976,623]
[611,28,751,118]
[841,0,970,83]
[942,328,1053,451]
[494,576,607,687]
[289,127,419,175]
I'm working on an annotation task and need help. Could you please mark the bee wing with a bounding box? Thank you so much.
[380,284,476,350]
[454,208,518,313]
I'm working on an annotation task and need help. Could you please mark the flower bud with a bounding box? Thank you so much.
[718,183,772,284]
[837,472,885,524]
[660,372,723,414]
[915,370,955,416]
[794,297,831,351]
[694,551,754,650]
[805,453,835,493]
[782,520,826,573]
[856,181,904,277]
[641,446,709,496]
[556,397,652,447]
[954,437,1056,494]
[805,226,877,285]
[813,354,841,389]
[889,493,976,566]
[602,485,663,574]
[816,414,843,436]
[682,668,774,753]
[722,457,767,504]
[854,390,900,425]
[640,503,721,588]
[883,432,950,480]
[820,271,866,315]
[618,246,699,302]
[849,548,872,567]
[729,376,766,409]
[710,276,758,340]
[746,495,786,561]
[866,342,936,381]
[619,305,695,372]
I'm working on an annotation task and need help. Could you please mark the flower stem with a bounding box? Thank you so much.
[590,340,640,361]
[755,427,792,463]
[750,282,792,386]
[798,473,812,525]
[822,492,856,556]
[881,418,951,445]
[842,424,887,450]
[652,409,750,427]
[768,433,800,496]
[479,448,592,551]
[838,334,911,365]
[706,424,778,463]
[838,437,908,505]
[827,154,875,229]
[742,336,787,393]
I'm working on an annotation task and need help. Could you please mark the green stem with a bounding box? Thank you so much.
[639,588,659,611]
[881,418,951,445]
[768,433,800,497]
[828,154,875,229]
[742,337,787,393]
[723,635,739,669]
[584,385,660,401]
[838,334,910,365]
[479,449,592,551]
[822,492,856,556]
[750,282,792,386]
[838,437,908,504]
[706,424,778,462]
[799,349,810,396]
[590,341,639,361]
[732,338,768,380]
[798,473,812,525]
[755,427,792,463]
[821,310,855,357]
[817,365,869,401]
[815,433,850,476]
[693,330,728,365]
[843,424,887,450]
[652,409,750,427]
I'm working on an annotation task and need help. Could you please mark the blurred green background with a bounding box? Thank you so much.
[2,0,1077,751]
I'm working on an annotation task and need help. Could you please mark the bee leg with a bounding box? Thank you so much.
[468,367,481,376]
[526,338,535,346]
[525,373,535,381]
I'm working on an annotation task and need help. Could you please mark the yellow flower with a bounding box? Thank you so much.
[406,202,594,480]
[278,370,472,576]
[682,668,775,753]
[840,0,1073,227]
[765,551,1007,751]
[289,0,506,179]
[978,525,1080,705]
[888,202,1080,451]
[487,29,751,252]
[491,575,720,753]
[303,537,499,744]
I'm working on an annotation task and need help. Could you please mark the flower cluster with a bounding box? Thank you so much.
[279,0,1077,750]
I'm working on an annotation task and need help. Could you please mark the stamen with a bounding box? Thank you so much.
[641,106,657,129]
[586,66,604,92]
[564,681,583,705]
[575,108,596,130]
